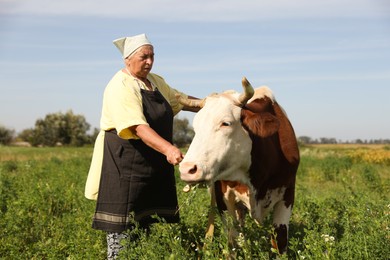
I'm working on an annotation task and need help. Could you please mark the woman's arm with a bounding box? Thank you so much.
[182,95,201,112]
[131,124,183,165]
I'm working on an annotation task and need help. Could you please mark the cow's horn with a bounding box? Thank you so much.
[238,77,255,106]
[176,94,205,108]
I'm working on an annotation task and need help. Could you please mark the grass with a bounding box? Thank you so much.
[0,145,389,259]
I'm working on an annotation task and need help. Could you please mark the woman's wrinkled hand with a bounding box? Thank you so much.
[166,145,184,165]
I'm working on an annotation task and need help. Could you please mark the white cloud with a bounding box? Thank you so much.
[1,0,388,21]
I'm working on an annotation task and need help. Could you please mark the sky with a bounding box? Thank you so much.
[0,0,389,141]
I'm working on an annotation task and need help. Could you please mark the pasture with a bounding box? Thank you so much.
[0,145,389,259]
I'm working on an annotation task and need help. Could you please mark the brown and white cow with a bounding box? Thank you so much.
[178,78,300,254]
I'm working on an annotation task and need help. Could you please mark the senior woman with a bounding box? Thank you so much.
[85,34,199,259]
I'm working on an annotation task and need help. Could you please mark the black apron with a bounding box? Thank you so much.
[92,88,180,233]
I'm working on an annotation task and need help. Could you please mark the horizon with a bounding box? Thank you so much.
[1,0,389,141]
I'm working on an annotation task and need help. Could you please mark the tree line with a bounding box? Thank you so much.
[297,136,390,145]
[1,111,388,147]
[0,110,194,148]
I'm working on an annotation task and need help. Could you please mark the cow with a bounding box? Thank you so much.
[177,77,300,255]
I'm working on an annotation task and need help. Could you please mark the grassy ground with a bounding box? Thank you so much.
[0,145,389,259]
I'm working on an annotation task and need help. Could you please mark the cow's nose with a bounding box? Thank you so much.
[179,162,198,175]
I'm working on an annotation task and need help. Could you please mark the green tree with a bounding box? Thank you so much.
[298,136,312,144]
[30,110,90,146]
[17,128,35,144]
[0,126,15,145]
[87,127,100,144]
[173,117,194,148]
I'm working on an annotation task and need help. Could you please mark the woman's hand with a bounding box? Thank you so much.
[166,145,184,165]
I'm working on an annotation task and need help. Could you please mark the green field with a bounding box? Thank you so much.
[0,145,389,259]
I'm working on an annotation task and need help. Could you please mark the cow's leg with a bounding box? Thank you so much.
[215,181,249,259]
[220,189,248,256]
[223,191,241,248]
[252,188,291,254]
[272,200,292,254]
[205,183,217,240]
[220,204,246,260]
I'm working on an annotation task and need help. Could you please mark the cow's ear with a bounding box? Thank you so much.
[272,101,300,164]
[242,109,280,138]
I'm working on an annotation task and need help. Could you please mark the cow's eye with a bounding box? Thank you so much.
[221,122,232,127]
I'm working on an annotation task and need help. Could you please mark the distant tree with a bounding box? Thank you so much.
[0,126,15,145]
[173,117,194,148]
[298,136,312,144]
[320,137,337,144]
[355,139,363,144]
[30,110,90,146]
[88,127,100,144]
[61,111,91,146]
[17,128,35,144]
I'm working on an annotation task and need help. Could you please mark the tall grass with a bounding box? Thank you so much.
[0,147,105,259]
[0,145,389,259]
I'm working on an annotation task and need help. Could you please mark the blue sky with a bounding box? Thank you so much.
[0,0,389,141]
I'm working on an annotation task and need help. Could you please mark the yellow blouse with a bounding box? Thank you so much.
[101,71,187,139]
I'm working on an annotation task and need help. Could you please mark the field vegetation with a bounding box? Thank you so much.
[0,144,389,259]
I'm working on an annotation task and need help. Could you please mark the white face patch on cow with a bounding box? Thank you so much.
[179,93,252,184]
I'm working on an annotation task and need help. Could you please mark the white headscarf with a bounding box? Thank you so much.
[113,33,152,59]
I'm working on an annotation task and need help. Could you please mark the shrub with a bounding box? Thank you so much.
[0,126,14,145]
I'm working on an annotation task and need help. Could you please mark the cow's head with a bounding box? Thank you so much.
[178,77,280,184]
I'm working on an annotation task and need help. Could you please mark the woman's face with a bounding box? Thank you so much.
[125,45,154,79]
